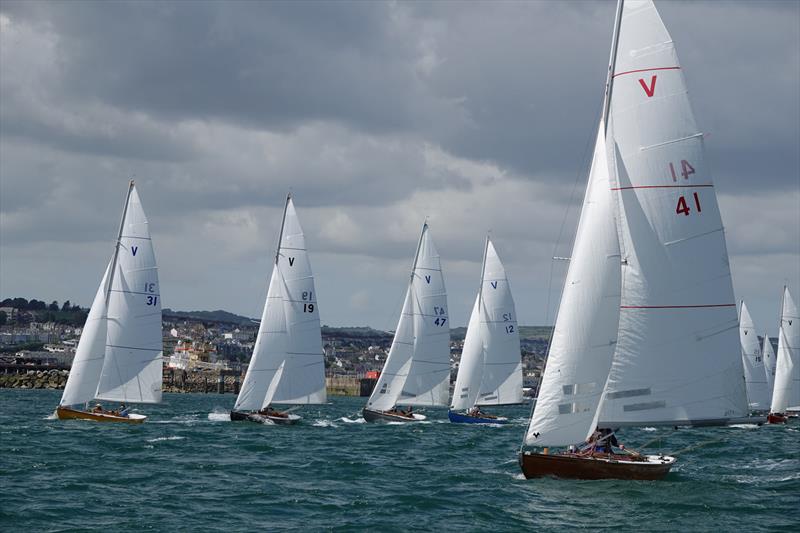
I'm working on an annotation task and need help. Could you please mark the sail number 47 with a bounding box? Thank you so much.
[676,192,702,216]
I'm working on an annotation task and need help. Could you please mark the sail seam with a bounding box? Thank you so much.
[611,184,713,191]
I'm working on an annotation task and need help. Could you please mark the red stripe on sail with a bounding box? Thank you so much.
[611,184,714,191]
[613,66,681,78]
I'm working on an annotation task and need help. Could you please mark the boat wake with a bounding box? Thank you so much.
[339,416,366,424]
[207,411,231,422]
[312,419,338,428]
[642,427,658,432]
[728,424,760,430]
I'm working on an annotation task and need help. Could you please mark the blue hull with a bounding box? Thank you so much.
[448,410,508,424]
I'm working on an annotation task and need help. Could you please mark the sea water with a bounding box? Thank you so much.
[1,389,798,531]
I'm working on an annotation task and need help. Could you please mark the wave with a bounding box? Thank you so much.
[208,411,231,422]
[146,436,186,443]
[312,419,338,428]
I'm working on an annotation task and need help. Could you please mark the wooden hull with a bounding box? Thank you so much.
[56,406,146,424]
[767,412,788,424]
[362,408,426,423]
[448,410,508,424]
[230,410,300,425]
[519,451,675,481]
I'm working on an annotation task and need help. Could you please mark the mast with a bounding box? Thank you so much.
[105,180,135,302]
[275,193,292,265]
[410,221,428,284]
[602,0,624,135]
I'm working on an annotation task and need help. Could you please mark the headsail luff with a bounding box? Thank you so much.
[367,224,450,411]
[96,183,163,404]
[59,259,112,407]
[598,0,748,427]
[233,266,287,411]
[525,120,621,447]
[770,286,800,413]
[739,301,770,410]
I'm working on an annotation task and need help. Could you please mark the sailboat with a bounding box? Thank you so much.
[56,181,162,424]
[230,194,326,425]
[362,222,450,422]
[520,0,749,480]
[739,301,770,411]
[767,286,799,424]
[449,236,522,424]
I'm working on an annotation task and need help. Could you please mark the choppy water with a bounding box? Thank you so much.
[1,389,798,532]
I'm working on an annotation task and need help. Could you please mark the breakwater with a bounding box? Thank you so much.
[0,366,373,396]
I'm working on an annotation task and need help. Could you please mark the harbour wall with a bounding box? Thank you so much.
[0,366,374,397]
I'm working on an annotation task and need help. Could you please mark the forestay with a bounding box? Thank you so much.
[265,197,326,405]
[770,287,799,413]
[59,260,112,407]
[598,0,747,426]
[739,301,770,410]
[525,122,621,447]
[452,238,522,411]
[367,224,450,411]
[96,185,163,404]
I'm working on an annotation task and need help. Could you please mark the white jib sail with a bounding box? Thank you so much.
[763,333,777,396]
[525,121,621,447]
[770,287,800,413]
[367,224,450,410]
[233,266,287,411]
[59,260,112,407]
[739,301,770,410]
[265,197,326,405]
[598,0,748,426]
[96,185,163,404]
[454,237,523,411]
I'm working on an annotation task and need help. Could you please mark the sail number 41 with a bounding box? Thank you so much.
[676,192,702,216]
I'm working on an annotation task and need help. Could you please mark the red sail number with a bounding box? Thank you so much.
[676,192,702,216]
[669,160,695,182]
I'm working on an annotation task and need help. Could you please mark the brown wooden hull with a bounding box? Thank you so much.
[519,451,674,481]
[56,406,146,424]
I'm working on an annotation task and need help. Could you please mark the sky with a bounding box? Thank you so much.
[1,0,798,333]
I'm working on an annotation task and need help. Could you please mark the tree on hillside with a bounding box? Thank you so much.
[61,300,71,311]
[49,301,59,311]
[0,311,6,326]
[29,299,47,310]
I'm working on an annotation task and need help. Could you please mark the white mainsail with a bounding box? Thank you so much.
[770,286,800,413]
[452,238,522,411]
[525,121,621,447]
[367,223,450,411]
[96,185,163,404]
[739,301,769,410]
[235,196,326,410]
[763,333,777,396]
[59,260,112,407]
[598,0,748,426]
[266,197,326,405]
